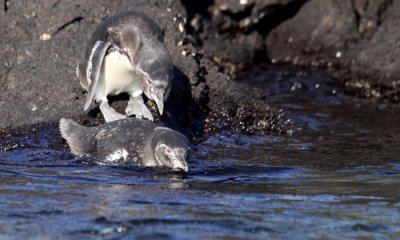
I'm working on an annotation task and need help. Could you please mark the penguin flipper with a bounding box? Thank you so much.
[84,41,111,111]
[60,118,92,156]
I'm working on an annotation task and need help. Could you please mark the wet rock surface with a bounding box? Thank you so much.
[181,0,307,78]
[266,0,400,102]
[181,0,400,102]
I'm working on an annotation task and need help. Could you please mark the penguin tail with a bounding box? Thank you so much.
[59,118,90,156]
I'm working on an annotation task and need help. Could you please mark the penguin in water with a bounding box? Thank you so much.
[77,11,173,122]
[59,118,189,172]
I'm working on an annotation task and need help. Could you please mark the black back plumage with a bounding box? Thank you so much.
[93,118,157,164]
[61,118,156,164]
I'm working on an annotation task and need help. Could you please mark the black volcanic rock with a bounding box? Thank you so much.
[266,0,400,102]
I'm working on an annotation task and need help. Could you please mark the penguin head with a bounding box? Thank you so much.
[145,82,168,116]
[152,127,189,172]
[143,58,173,116]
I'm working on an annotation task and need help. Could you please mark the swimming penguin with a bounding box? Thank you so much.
[59,118,189,172]
[77,11,173,122]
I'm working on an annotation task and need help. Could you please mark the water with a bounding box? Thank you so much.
[0,69,400,239]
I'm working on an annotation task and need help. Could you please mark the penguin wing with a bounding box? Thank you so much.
[84,40,111,111]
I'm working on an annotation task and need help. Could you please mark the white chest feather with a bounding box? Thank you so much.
[105,148,129,162]
[97,51,143,99]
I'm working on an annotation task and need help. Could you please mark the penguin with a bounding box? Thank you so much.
[59,118,189,172]
[77,10,173,122]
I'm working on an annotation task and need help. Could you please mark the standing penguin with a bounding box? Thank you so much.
[77,11,173,122]
[60,118,189,172]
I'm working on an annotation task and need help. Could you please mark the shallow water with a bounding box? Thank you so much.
[1,69,400,239]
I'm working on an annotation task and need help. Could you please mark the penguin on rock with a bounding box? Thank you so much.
[77,10,173,122]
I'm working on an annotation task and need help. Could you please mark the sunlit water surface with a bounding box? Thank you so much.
[0,69,399,239]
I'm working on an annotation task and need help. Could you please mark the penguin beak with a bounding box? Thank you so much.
[173,160,188,172]
[153,91,164,116]
[172,150,188,172]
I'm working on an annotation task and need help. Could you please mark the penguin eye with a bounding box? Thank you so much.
[166,148,172,154]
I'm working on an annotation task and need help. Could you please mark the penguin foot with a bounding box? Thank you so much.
[99,102,127,122]
[126,96,154,121]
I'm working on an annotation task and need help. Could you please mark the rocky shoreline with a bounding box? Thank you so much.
[0,0,398,140]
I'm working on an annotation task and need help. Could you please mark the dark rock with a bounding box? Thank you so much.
[181,0,306,78]
[180,0,400,102]
[0,0,287,140]
[266,0,400,102]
